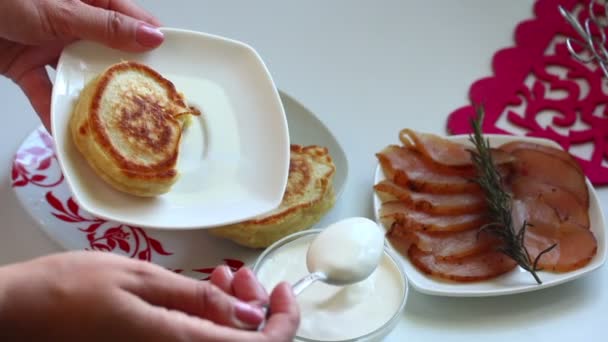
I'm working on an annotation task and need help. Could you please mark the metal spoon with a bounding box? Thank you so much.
[292,217,385,296]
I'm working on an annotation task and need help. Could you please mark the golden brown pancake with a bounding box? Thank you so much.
[70,61,198,196]
[208,145,336,248]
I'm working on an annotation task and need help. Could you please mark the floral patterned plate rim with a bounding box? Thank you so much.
[11,91,348,277]
[373,134,607,297]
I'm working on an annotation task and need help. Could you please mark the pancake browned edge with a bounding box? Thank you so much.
[70,61,198,197]
[209,145,336,248]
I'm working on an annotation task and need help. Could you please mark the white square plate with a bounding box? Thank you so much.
[51,28,290,230]
[373,134,607,297]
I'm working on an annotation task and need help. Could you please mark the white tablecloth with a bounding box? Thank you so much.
[1,1,605,341]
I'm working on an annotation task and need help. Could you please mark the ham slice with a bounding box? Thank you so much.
[507,148,589,207]
[510,177,589,229]
[400,129,514,169]
[500,141,582,174]
[512,199,597,272]
[380,201,488,232]
[376,145,481,194]
[407,245,517,282]
[387,223,499,260]
[374,180,486,215]
[524,224,597,272]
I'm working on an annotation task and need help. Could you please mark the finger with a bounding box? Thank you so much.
[232,267,269,306]
[4,44,64,80]
[16,67,52,133]
[4,43,68,134]
[123,262,265,329]
[262,283,300,341]
[46,1,163,52]
[209,265,234,295]
[98,0,162,26]
[124,293,278,342]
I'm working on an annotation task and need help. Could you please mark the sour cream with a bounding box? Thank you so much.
[256,226,406,341]
[306,217,385,286]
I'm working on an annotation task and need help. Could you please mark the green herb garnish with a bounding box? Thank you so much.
[468,107,556,284]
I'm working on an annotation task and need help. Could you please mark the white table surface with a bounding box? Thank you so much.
[1,1,606,341]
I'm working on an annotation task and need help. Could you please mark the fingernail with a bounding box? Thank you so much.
[234,301,265,327]
[136,23,164,47]
[242,268,268,295]
[221,265,233,277]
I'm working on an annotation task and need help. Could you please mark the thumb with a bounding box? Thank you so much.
[124,263,266,329]
[48,1,164,52]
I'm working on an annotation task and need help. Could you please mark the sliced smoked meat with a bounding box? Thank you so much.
[380,201,488,233]
[400,129,514,169]
[512,199,597,272]
[507,148,588,207]
[500,141,582,174]
[376,145,481,194]
[374,180,486,215]
[510,176,589,229]
[407,245,517,282]
[387,223,499,260]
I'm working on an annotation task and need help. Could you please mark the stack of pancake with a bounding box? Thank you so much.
[209,144,336,248]
[70,61,198,197]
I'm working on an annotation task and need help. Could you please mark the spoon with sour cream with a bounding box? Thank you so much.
[292,217,385,296]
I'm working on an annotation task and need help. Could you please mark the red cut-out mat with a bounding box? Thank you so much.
[447,0,608,186]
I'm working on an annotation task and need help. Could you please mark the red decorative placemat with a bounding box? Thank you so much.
[447,0,608,185]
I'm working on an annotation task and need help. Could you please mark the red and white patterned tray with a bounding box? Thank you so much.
[11,92,348,278]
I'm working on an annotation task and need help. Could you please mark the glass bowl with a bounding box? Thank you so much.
[253,228,409,342]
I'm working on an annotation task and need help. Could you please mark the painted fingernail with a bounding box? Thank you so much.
[136,23,164,47]
[241,268,268,296]
[222,265,233,277]
[234,301,265,327]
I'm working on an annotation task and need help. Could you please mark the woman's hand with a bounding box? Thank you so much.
[0,0,165,132]
[0,251,299,341]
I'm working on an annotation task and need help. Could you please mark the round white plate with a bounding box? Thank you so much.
[51,28,290,229]
[373,134,607,297]
[12,92,347,278]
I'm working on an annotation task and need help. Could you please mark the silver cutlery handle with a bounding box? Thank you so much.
[292,271,326,296]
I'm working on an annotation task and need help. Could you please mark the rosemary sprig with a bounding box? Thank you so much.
[468,107,556,284]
